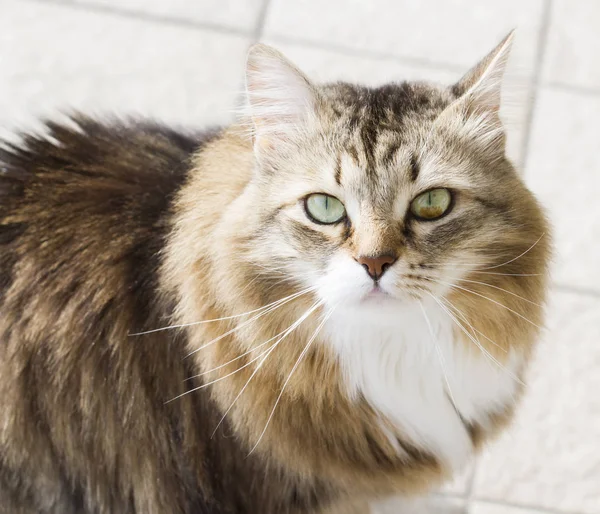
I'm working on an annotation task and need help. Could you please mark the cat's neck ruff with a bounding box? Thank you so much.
[324,297,522,472]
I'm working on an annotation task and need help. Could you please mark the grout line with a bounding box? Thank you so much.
[470,496,583,514]
[253,0,272,41]
[436,492,582,514]
[24,0,251,37]
[22,0,486,79]
[432,492,467,501]
[518,0,554,175]
[555,283,600,299]
[463,461,478,509]
[544,80,600,97]
[264,33,466,74]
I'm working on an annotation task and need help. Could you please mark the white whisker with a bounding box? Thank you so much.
[247,304,335,455]
[167,344,275,403]
[417,234,545,273]
[418,301,457,409]
[437,280,542,330]
[468,271,541,277]
[453,277,541,306]
[184,326,291,382]
[210,300,324,438]
[439,296,507,353]
[130,286,315,336]
[428,292,524,386]
[476,233,545,271]
[184,287,316,358]
[421,264,541,276]
[167,301,322,405]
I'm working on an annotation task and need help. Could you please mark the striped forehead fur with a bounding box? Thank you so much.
[244,33,513,175]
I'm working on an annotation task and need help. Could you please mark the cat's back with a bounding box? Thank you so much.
[0,117,218,324]
[0,116,208,300]
[0,117,217,513]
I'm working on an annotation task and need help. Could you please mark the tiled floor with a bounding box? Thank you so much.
[1,0,599,513]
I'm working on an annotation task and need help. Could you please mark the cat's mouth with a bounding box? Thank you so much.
[363,284,391,302]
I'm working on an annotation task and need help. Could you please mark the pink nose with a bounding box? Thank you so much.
[356,254,397,280]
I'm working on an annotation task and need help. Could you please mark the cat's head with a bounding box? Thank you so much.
[234,32,549,324]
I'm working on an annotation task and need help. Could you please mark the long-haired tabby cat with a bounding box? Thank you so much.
[0,31,550,514]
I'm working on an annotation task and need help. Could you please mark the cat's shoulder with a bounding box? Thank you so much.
[0,116,219,313]
[0,116,221,250]
[0,115,218,206]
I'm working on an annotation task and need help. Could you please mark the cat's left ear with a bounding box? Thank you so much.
[453,30,514,114]
[245,44,317,163]
[442,31,515,155]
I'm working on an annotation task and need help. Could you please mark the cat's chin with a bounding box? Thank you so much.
[322,285,416,309]
[361,286,393,303]
[322,285,419,312]
[330,292,423,329]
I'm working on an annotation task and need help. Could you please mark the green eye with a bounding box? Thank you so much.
[410,188,452,220]
[304,194,346,224]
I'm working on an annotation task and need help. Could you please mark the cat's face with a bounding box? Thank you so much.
[242,37,545,320]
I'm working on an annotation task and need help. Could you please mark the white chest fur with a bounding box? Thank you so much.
[324,299,521,472]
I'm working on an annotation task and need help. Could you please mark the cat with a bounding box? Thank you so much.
[0,31,551,514]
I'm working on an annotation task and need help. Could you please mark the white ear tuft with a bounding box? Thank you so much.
[245,44,316,154]
[454,30,515,113]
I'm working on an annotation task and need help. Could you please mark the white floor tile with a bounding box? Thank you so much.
[524,87,600,291]
[472,290,600,513]
[71,0,265,31]
[0,1,250,139]
[543,0,600,90]
[469,501,549,514]
[264,0,545,74]
[262,39,458,85]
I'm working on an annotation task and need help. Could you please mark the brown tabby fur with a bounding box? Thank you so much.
[0,119,335,514]
[0,37,550,514]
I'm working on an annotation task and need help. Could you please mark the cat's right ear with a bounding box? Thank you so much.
[245,44,317,163]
